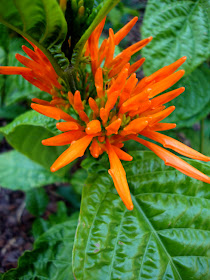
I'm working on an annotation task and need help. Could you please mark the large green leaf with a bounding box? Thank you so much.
[0,0,68,72]
[73,151,210,279]
[0,110,68,175]
[72,0,120,66]
[1,213,79,280]
[142,0,209,76]
[165,64,210,127]
[0,150,65,191]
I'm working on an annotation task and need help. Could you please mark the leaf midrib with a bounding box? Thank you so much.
[132,195,182,280]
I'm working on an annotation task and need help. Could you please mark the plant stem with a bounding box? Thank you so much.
[200,118,204,153]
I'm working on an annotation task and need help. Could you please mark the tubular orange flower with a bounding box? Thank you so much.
[2,17,210,211]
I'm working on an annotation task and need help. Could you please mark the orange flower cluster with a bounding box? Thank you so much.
[1,17,209,211]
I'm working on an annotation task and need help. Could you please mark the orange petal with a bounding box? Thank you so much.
[68,91,74,106]
[114,17,138,45]
[112,146,133,161]
[104,28,115,68]
[119,88,150,114]
[124,37,152,57]
[128,57,145,76]
[31,103,76,122]
[141,131,210,162]
[129,100,151,117]
[119,73,138,107]
[106,140,133,210]
[42,131,84,146]
[89,139,103,158]
[31,98,52,106]
[147,123,176,131]
[78,110,89,124]
[130,136,210,184]
[74,90,84,111]
[100,107,108,125]
[123,118,149,134]
[51,135,93,172]
[146,56,187,84]
[85,120,101,134]
[148,106,175,125]
[56,121,82,132]
[151,87,185,108]
[88,97,99,116]
[0,66,31,75]
[95,68,104,98]
[107,64,129,96]
[148,70,185,98]
[105,118,122,136]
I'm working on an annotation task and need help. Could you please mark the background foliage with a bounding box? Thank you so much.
[0,0,209,279]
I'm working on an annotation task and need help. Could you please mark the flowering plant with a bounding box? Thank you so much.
[0,0,209,279]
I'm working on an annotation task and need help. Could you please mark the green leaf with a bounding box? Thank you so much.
[0,0,68,71]
[0,150,64,191]
[165,64,210,127]
[70,168,88,195]
[73,151,210,280]
[72,0,120,66]
[26,188,49,216]
[0,104,27,119]
[142,0,209,76]
[0,110,69,175]
[1,213,79,280]
[32,201,69,239]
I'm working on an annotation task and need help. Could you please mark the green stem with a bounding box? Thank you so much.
[200,118,204,153]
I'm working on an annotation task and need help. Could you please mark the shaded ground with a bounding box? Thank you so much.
[0,186,65,273]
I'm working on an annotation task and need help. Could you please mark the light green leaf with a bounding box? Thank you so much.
[0,110,69,175]
[142,0,209,76]
[72,0,120,66]
[165,64,210,127]
[1,213,79,280]
[0,0,68,71]
[0,150,64,191]
[26,188,49,216]
[73,151,210,280]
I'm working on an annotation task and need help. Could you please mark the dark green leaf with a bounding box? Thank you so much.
[73,151,210,280]
[0,0,68,71]
[142,0,209,76]
[165,64,210,127]
[32,201,69,239]
[2,213,79,280]
[0,110,70,175]
[26,188,49,216]
[0,104,27,119]
[70,168,88,195]
[0,150,64,191]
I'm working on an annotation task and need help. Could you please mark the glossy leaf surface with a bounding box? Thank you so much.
[0,150,64,191]
[0,110,68,174]
[73,151,210,280]
[1,213,79,280]
[0,0,68,71]
[142,0,209,76]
